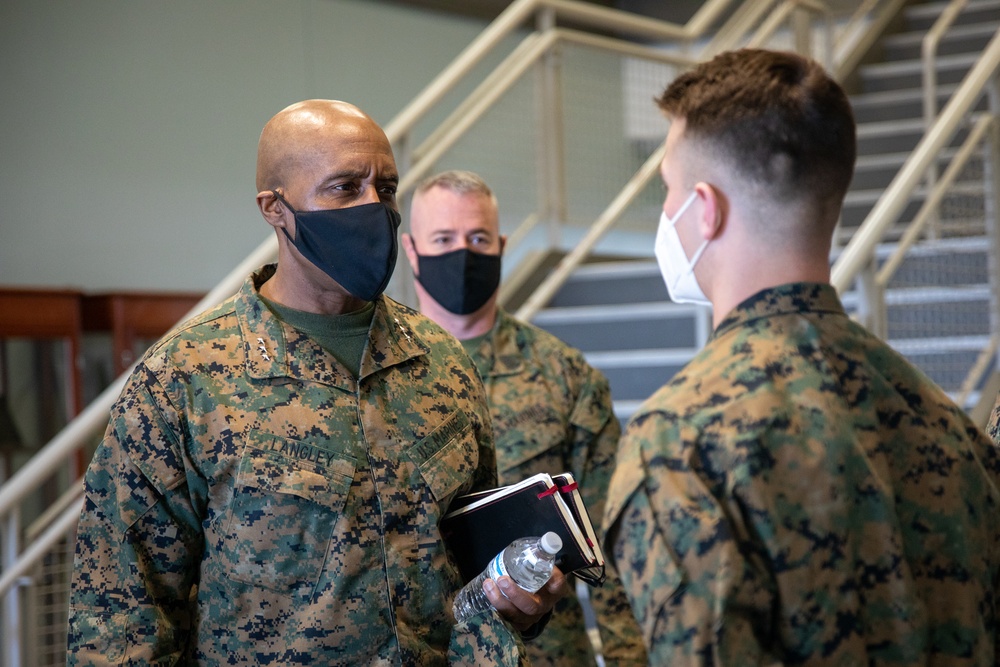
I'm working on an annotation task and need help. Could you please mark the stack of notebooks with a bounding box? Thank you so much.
[441,472,606,587]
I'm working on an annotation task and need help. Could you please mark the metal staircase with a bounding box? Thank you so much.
[527,0,1000,421]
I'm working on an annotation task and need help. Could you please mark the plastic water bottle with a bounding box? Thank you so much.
[452,532,563,624]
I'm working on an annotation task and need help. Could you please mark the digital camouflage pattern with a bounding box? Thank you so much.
[603,282,1000,666]
[467,309,647,667]
[68,265,528,666]
[987,391,1000,444]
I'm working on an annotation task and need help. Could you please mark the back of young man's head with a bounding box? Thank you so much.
[658,49,856,234]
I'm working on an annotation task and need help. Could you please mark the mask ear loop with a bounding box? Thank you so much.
[667,190,698,228]
[269,190,299,244]
[270,189,296,213]
[682,187,710,272]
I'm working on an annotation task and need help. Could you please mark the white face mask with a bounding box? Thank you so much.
[654,191,711,306]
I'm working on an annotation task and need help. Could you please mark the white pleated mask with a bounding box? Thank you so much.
[654,191,711,306]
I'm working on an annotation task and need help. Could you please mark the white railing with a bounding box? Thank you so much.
[830,3,1000,413]
[514,0,894,322]
[830,28,1000,292]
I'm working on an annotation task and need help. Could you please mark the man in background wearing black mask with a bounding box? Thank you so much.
[68,102,564,667]
[404,170,647,667]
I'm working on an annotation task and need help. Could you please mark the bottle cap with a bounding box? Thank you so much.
[540,532,562,555]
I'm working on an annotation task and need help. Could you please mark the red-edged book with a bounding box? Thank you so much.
[441,472,606,587]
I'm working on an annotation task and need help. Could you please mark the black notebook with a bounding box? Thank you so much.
[441,472,606,587]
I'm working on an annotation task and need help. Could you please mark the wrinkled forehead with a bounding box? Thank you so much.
[410,186,498,235]
[291,120,396,181]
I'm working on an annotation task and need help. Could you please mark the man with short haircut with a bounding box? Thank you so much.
[404,170,647,667]
[68,100,563,666]
[603,49,1000,664]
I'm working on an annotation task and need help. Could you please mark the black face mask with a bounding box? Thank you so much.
[273,191,401,302]
[415,248,501,315]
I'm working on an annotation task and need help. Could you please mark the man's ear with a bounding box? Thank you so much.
[401,233,419,274]
[499,234,507,256]
[257,190,287,230]
[695,182,727,241]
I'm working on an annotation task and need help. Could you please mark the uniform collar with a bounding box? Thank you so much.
[470,308,524,379]
[712,282,847,340]
[236,265,428,389]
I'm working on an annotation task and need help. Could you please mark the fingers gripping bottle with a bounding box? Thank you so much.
[452,532,563,624]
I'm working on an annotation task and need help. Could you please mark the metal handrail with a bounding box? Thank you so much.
[400,28,702,197]
[924,0,968,127]
[833,0,909,82]
[0,235,276,521]
[875,113,995,284]
[516,0,838,323]
[0,497,83,599]
[831,28,1000,292]
[515,141,666,321]
[922,0,969,239]
[383,0,711,145]
[956,332,1000,407]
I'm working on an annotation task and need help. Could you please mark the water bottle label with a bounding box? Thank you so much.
[486,552,509,582]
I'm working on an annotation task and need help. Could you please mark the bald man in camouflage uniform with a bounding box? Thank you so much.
[68,100,565,666]
[403,170,647,667]
[603,49,1000,665]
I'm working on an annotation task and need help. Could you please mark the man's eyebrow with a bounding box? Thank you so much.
[319,169,399,184]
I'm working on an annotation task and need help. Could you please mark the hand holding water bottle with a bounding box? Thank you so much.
[453,532,565,626]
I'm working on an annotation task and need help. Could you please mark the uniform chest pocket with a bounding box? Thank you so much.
[406,410,478,506]
[219,435,356,596]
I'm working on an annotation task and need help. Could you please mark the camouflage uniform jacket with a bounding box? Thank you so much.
[467,309,647,667]
[603,282,1000,666]
[68,266,526,666]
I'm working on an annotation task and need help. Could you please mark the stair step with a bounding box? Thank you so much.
[858,52,981,92]
[600,360,688,404]
[612,400,645,422]
[533,301,703,325]
[854,146,961,171]
[903,0,1000,31]
[883,284,992,305]
[585,347,703,368]
[860,52,980,78]
[856,117,927,139]
[533,303,709,352]
[881,22,1000,61]
[889,333,992,355]
[545,260,666,308]
[853,116,975,156]
[848,84,990,124]
[851,146,977,191]
[844,179,984,208]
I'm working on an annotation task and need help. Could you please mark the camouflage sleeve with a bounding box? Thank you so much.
[603,413,781,666]
[68,369,202,666]
[567,365,647,665]
[448,608,528,666]
[987,391,1000,445]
